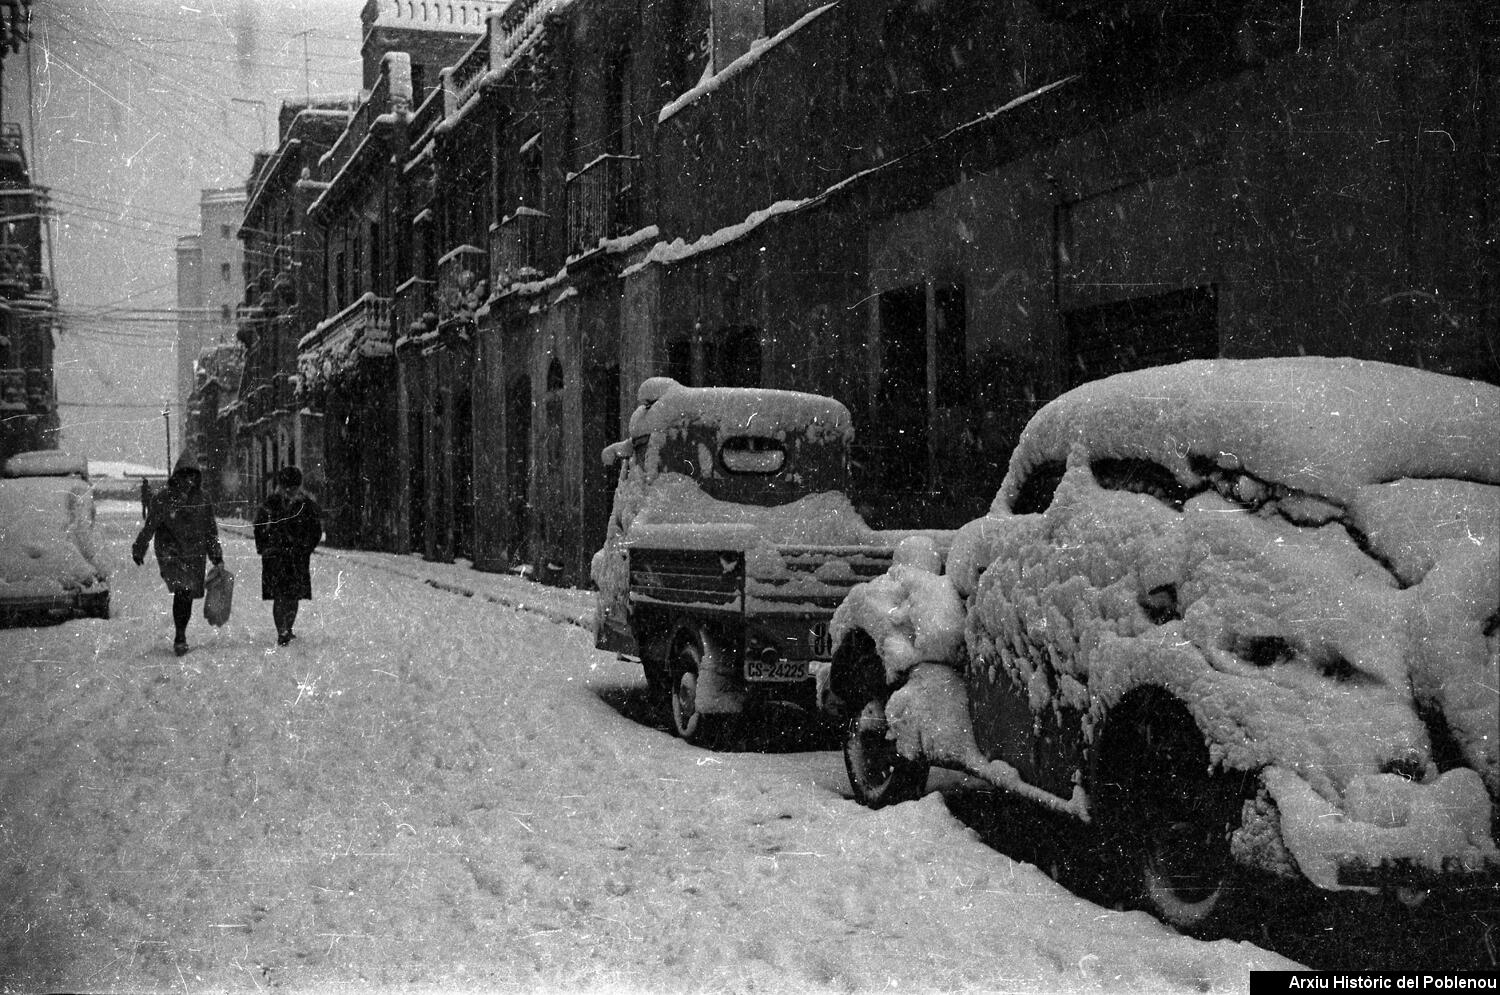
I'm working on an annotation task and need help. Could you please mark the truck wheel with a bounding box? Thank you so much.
[844,695,927,808]
[668,638,725,746]
[1103,704,1240,935]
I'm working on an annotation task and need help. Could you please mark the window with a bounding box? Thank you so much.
[1009,461,1065,515]
[606,47,634,157]
[1092,458,1191,510]
[220,303,231,323]
[221,224,233,239]
[369,221,382,291]
[221,262,231,281]
[546,357,564,392]
[720,436,785,474]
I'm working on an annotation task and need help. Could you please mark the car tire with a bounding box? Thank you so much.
[843,693,927,809]
[668,637,727,746]
[1105,707,1241,936]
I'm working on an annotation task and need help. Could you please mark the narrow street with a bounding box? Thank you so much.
[0,506,1301,993]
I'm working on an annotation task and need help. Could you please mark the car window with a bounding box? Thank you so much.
[719,436,786,474]
[1009,460,1065,514]
[1091,458,1191,510]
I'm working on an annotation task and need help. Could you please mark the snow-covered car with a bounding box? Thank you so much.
[0,450,111,622]
[825,357,1499,934]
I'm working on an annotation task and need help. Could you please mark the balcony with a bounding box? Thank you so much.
[0,367,25,412]
[565,154,639,263]
[436,244,488,322]
[312,53,412,216]
[491,208,548,288]
[394,275,436,345]
[445,28,492,116]
[235,303,267,347]
[0,243,37,297]
[298,293,393,392]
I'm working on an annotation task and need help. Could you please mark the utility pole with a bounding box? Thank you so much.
[295,28,312,105]
[163,406,172,470]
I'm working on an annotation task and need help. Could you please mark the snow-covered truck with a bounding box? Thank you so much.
[825,358,1500,934]
[592,377,943,744]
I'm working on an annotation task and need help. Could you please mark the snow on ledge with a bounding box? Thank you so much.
[627,78,1076,279]
[658,3,839,125]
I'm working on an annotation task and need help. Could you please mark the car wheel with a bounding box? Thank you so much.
[668,637,724,746]
[844,693,927,809]
[1109,710,1240,935]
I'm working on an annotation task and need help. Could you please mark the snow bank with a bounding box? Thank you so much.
[3,449,89,478]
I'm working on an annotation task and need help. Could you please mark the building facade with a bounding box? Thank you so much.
[229,98,354,515]
[227,0,1498,585]
[0,122,57,460]
[174,188,245,461]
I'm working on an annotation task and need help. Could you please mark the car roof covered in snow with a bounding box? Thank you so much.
[2,450,90,480]
[630,378,852,442]
[998,357,1500,509]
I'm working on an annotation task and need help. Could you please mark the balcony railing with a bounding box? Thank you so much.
[407,85,444,154]
[565,154,639,261]
[315,53,412,208]
[0,243,39,297]
[491,208,548,287]
[436,244,488,321]
[298,293,393,391]
[446,29,492,114]
[0,367,25,411]
[394,275,436,344]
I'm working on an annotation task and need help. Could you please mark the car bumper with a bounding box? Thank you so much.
[0,585,108,620]
[1254,765,1500,895]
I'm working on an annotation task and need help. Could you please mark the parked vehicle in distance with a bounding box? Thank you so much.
[593,376,945,744]
[0,450,111,623]
[826,357,1500,934]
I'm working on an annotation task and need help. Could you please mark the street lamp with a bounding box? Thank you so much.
[163,405,172,471]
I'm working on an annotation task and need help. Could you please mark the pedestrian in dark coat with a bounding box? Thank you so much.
[132,454,224,656]
[254,465,322,646]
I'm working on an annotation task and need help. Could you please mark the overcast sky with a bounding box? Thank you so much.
[20,0,365,466]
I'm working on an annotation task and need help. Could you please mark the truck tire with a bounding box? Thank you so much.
[844,694,927,808]
[668,637,727,746]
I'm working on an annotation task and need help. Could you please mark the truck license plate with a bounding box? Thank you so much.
[745,657,807,682]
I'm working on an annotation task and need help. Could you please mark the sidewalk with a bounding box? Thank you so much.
[219,520,597,631]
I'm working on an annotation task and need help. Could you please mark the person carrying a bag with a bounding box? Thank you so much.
[132,454,224,657]
[254,465,323,646]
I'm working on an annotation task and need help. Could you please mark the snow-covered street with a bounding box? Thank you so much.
[0,505,1359,993]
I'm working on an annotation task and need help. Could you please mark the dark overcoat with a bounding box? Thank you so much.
[254,489,323,601]
[132,457,223,598]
